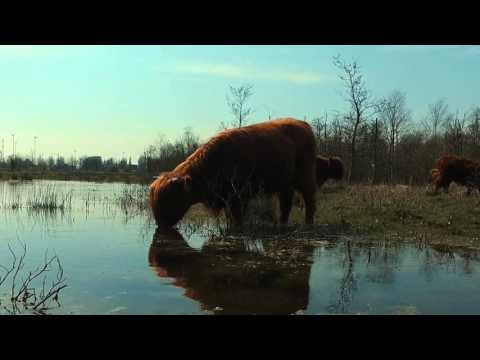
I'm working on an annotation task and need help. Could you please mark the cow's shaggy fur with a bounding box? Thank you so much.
[316,156,345,187]
[430,155,480,194]
[149,118,317,227]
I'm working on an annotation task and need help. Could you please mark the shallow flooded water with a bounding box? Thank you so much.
[1,180,480,315]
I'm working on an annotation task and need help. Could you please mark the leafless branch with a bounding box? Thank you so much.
[0,243,68,315]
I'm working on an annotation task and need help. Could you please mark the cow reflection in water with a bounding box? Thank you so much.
[148,227,315,315]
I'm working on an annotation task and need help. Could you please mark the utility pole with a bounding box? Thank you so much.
[324,112,328,154]
[373,118,378,185]
[33,136,37,165]
[11,134,15,171]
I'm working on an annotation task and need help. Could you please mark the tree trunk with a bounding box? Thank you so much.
[372,118,378,185]
[349,117,360,184]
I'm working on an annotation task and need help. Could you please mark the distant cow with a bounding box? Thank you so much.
[316,156,345,188]
[430,155,480,195]
[294,156,344,209]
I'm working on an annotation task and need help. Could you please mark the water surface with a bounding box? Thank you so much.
[1,180,479,315]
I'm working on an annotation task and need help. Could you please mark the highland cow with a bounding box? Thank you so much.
[293,155,344,209]
[149,118,317,227]
[430,155,480,194]
[316,156,345,187]
[429,168,441,185]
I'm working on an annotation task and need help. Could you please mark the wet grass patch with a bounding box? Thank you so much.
[174,182,480,247]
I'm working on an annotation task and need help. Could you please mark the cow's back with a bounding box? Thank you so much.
[184,118,316,193]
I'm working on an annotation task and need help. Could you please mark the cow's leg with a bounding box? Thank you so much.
[443,180,452,193]
[260,193,277,224]
[278,188,294,225]
[296,163,317,225]
[464,175,475,196]
[297,178,316,225]
[437,177,451,194]
[227,196,246,227]
[300,185,316,225]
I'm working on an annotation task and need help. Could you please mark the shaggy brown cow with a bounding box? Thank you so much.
[430,155,480,194]
[316,156,345,187]
[429,168,441,185]
[293,156,344,209]
[149,118,317,227]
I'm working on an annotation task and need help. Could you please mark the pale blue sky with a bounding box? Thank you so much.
[0,45,479,162]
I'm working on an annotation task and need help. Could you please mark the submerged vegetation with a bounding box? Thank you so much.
[0,242,67,315]
[0,182,73,211]
[115,184,150,215]
[0,180,150,216]
[2,178,480,248]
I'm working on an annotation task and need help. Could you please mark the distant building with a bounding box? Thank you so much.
[81,156,103,171]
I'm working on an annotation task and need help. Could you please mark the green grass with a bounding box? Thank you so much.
[307,183,480,246]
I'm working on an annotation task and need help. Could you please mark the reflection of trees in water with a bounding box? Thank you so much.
[364,240,403,285]
[326,239,405,314]
[0,207,77,236]
[3,204,151,237]
[149,227,480,315]
[420,245,444,282]
[330,240,480,313]
[324,239,480,314]
[327,240,358,313]
[459,251,479,275]
[421,243,480,279]
[148,227,315,315]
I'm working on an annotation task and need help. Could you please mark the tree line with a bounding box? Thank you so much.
[310,98,480,185]
[313,55,480,185]
[140,55,480,185]
[4,54,478,185]
[0,154,135,173]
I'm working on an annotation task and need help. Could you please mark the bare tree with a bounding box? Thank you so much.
[422,98,449,138]
[310,114,329,154]
[377,90,411,183]
[311,117,323,140]
[181,126,200,154]
[444,110,467,156]
[372,118,379,184]
[333,55,373,183]
[226,84,254,128]
[328,112,346,160]
[467,107,480,151]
